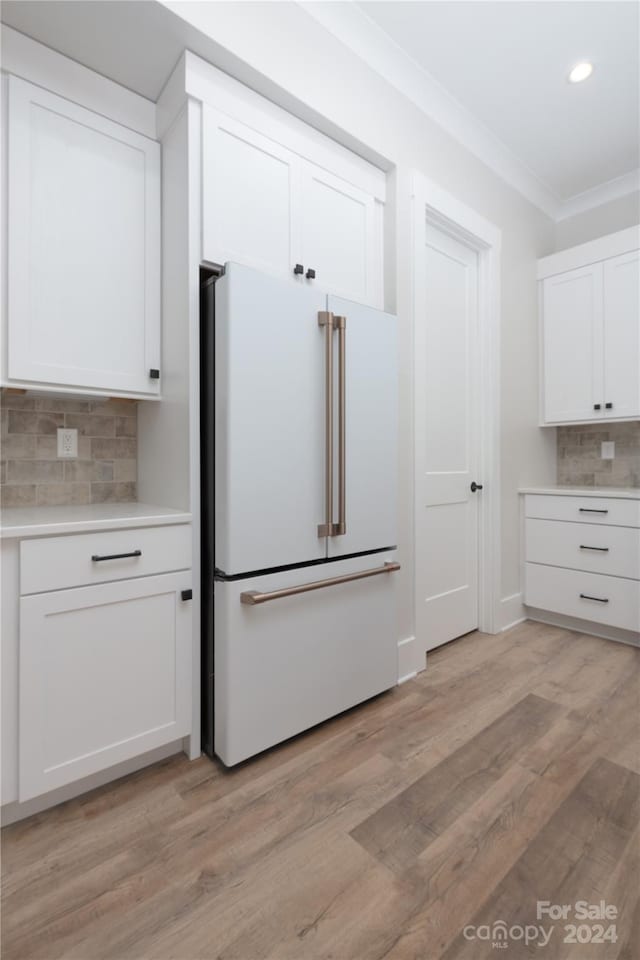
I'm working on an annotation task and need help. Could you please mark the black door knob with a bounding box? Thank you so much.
[293,264,304,275]
[306,268,316,279]
[470,482,483,492]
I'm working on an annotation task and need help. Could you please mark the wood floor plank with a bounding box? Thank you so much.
[439,757,640,960]
[349,693,561,873]
[2,622,638,960]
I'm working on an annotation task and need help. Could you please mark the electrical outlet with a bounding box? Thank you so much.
[601,441,615,460]
[57,428,78,459]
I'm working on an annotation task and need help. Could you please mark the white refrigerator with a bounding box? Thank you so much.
[201,263,399,765]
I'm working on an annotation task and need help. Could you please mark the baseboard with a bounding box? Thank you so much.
[398,635,424,683]
[525,607,640,648]
[1,739,186,827]
[500,592,526,631]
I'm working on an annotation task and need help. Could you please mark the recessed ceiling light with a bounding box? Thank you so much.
[568,62,594,84]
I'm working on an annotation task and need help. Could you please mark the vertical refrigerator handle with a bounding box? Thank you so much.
[335,316,347,536]
[317,311,334,537]
[317,311,347,539]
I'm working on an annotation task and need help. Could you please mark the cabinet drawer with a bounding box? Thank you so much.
[525,563,640,632]
[525,518,640,580]
[20,525,191,594]
[215,552,398,765]
[525,495,640,528]
[19,573,192,800]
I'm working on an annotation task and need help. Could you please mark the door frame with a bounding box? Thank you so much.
[411,172,502,648]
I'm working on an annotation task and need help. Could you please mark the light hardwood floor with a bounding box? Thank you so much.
[2,621,639,960]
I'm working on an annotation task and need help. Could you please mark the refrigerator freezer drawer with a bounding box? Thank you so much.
[214,552,399,765]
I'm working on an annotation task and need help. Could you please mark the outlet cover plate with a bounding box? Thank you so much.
[57,428,78,458]
[601,441,615,460]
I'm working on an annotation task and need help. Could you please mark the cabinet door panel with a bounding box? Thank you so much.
[542,264,603,423]
[603,251,640,419]
[301,162,378,306]
[7,77,160,396]
[202,107,300,280]
[215,264,327,574]
[19,573,191,801]
[326,296,397,558]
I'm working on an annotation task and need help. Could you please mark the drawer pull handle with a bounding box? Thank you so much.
[579,545,609,552]
[91,550,142,562]
[578,508,608,514]
[579,593,609,603]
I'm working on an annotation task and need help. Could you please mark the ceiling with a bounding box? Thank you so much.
[356,1,639,203]
[1,1,638,219]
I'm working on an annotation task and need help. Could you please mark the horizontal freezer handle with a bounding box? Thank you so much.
[240,561,401,606]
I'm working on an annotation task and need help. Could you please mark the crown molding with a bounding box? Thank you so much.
[556,169,640,221]
[299,2,638,223]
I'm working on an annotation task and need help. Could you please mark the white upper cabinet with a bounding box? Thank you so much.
[202,108,300,282]
[538,229,640,425]
[5,76,161,398]
[201,104,384,307]
[541,264,602,424]
[602,251,640,420]
[300,162,378,306]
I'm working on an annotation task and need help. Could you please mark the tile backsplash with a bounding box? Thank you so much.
[1,394,138,507]
[557,422,640,488]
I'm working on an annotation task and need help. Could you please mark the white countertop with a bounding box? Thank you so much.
[519,486,639,500]
[0,502,192,539]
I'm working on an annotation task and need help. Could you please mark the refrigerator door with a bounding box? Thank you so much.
[215,263,328,574]
[326,296,397,558]
[214,552,398,766]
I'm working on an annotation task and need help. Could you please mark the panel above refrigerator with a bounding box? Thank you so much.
[214,264,328,575]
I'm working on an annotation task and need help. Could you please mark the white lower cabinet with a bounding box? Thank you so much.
[523,493,640,639]
[19,572,192,801]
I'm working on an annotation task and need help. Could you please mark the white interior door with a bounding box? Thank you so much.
[215,264,327,574]
[603,251,640,419]
[542,264,603,423]
[326,296,397,558]
[415,224,480,652]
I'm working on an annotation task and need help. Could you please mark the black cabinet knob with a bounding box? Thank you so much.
[293,264,304,275]
[470,482,483,492]
[593,403,601,410]
[605,402,613,409]
[306,268,316,279]
[181,589,193,602]
[149,368,160,379]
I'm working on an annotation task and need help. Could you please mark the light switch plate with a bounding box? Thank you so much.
[601,441,615,460]
[57,428,78,458]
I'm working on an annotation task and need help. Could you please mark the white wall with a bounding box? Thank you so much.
[166,0,556,638]
[556,191,640,250]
